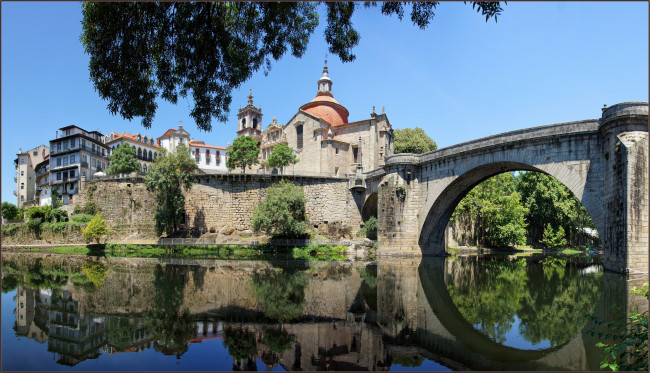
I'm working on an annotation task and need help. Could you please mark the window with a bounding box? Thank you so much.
[33,150,38,156]
[91,158,96,168]
[137,148,142,158]
[63,157,68,167]
[56,143,61,152]
[353,146,359,163]
[57,172,61,181]
[242,118,246,128]
[21,182,24,189]
[195,156,200,163]
[148,150,152,160]
[296,125,303,149]
[70,155,75,164]
[21,170,24,176]
[70,138,75,148]
[253,118,258,129]
[335,146,339,155]
[216,158,220,166]
[335,167,339,176]
[21,158,25,164]
[92,143,95,153]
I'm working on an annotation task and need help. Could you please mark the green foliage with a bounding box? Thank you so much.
[588,284,648,371]
[262,328,296,353]
[452,173,528,248]
[393,127,437,154]
[1,223,22,236]
[81,261,108,288]
[1,202,20,220]
[265,143,298,171]
[80,2,502,131]
[71,213,94,224]
[144,146,198,235]
[541,224,567,249]
[1,275,19,293]
[25,205,52,222]
[251,268,308,322]
[392,354,425,368]
[50,208,68,223]
[82,201,100,215]
[226,135,260,173]
[83,213,109,243]
[516,171,594,246]
[106,142,140,175]
[51,189,62,209]
[251,180,307,238]
[357,216,377,240]
[223,327,258,361]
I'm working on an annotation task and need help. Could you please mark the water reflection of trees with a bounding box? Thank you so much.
[251,268,308,322]
[446,256,602,347]
[143,265,195,359]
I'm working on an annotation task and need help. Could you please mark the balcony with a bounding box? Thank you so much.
[36,167,49,176]
[14,176,17,182]
[38,178,50,187]
[13,190,17,196]
[79,145,107,158]
[81,161,89,168]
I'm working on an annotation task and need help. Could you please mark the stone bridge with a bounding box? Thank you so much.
[360,102,648,274]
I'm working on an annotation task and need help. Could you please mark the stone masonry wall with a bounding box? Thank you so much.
[185,174,362,234]
[75,174,361,237]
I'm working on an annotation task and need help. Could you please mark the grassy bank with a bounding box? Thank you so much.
[9,243,350,261]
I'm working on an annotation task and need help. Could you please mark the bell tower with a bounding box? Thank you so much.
[237,89,263,138]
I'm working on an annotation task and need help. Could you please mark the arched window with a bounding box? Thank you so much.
[143,164,147,173]
[137,134,141,142]
[148,150,152,160]
[296,125,303,149]
[143,136,148,144]
[137,148,142,158]
[150,138,154,145]
[253,118,258,129]
[242,118,246,128]
[154,152,157,160]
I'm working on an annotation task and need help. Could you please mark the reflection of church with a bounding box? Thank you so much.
[236,61,395,176]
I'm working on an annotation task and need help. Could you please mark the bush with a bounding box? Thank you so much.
[251,180,307,238]
[83,213,109,244]
[541,224,567,249]
[71,214,94,224]
[27,218,43,236]
[25,205,52,222]
[83,201,100,215]
[356,216,377,240]
[1,202,20,220]
[1,223,23,236]
[51,209,68,223]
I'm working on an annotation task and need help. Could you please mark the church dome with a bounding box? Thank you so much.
[299,61,349,126]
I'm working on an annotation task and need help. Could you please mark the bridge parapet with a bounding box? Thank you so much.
[600,101,649,126]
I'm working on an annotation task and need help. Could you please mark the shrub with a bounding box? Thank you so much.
[541,224,567,249]
[356,216,377,240]
[83,201,100,215]
[1,223,23,236]
[83,213,109,244]
[1,202,20,220]
[51,209,68,223]
[41,221,68,235]
[25,205,52,222]
[71,214,94,224]
[27,218,43,236]
[251,180,307,238]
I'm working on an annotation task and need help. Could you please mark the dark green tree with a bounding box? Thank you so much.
[80,2,503,130]
[265,143,298,173]
[106,143,140,175]
[393,127,437,154]
[226,135,260,174]
[51,189,62,209]
[223,327,258,361]
[251,180,307,238]
[1,202,20,220]
[144,145,198,235]
[540,224,567,249]
[515,171,594,245]
[251,268,308,322]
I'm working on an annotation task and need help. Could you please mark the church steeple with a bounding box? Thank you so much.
[317,56,333,97]
[237,89,263,138]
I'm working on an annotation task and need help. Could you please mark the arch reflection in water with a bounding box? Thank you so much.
[2,252,643,371]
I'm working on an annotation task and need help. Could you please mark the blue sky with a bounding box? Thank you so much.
[2,1,648,204]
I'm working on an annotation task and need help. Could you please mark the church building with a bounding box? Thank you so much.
[237,62,394,177]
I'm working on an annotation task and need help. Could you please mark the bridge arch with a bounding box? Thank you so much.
[418,162,603,252]
[362,192,378,221]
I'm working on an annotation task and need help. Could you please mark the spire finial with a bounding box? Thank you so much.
[325,54,328,67]
[179,120,183,129]
[247,89,253,105]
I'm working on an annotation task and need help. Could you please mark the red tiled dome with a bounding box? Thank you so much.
[300,95,349,126]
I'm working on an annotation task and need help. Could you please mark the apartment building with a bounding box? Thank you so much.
[103,132,160,174]
[34,156,51,206]
[14,145,49,208]
[49,125,108,206]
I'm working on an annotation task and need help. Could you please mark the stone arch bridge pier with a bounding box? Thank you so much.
[369,102,648,274]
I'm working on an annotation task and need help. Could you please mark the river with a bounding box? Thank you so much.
[1,251,645,371]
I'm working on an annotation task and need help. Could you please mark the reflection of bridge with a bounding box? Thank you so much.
[366,102,648,274]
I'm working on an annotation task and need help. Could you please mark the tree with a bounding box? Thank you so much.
[251,180,307,238]
[540,224,567,249]
[265,143,298,173]
[80,2,503,131]
[1,202,20,220]
[393,127,437,154]
[227,135,260,174]
[51,189,62,209]
[515,171,594,245]
[83,213,109,244]
[144,145,198,235]
[106,143,140,175]
[451,172,527,248]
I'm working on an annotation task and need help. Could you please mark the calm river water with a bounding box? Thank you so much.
[1,251,644,371]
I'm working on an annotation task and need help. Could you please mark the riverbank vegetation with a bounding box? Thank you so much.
[449,171,600,251]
